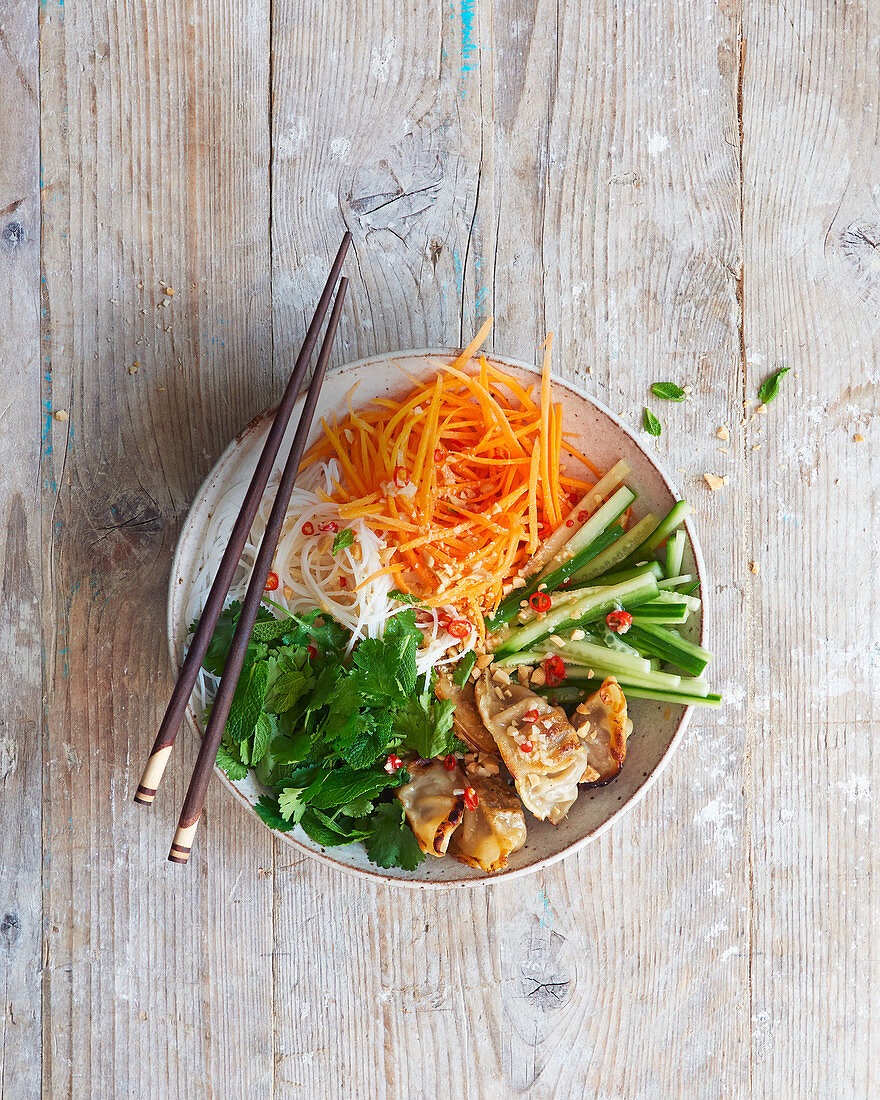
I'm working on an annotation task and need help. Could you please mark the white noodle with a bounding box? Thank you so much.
[182,458,473,716]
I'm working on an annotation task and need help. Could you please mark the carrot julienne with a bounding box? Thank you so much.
[300,324,599,614]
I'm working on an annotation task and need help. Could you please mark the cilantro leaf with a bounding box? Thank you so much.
[338,795,376,817]
[364,801,426,871]
[643,408,662,437]
[388,589,424,606]
[758,367,790,404]
[254,794,296,832]
[331,528,355,554]
[334,708,396,769]
[396,690,456,760]
[225,657,269,743]
[215,741,248,781]
[278,785,309,825]
[651,382,686,401]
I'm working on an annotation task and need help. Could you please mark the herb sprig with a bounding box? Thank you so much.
[199,602,462,870]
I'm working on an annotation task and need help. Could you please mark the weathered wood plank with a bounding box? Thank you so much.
[488,2,748,1095]
[37,0,276,1093]
[743,2,880,1096]
[0,0,42,1094]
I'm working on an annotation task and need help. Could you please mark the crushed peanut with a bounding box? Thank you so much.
[53,409,68,422]
[570,628,585,641]
[492,668,511,685]
[511,577,527,589]
[854,433,864,442]
[283,583,294,599]
[476,653,493,669]
[516,666,531,686]
[716,424,730,441]
[530,668,546,687]
[550,635,566,648]
[703,473,727,491]
[750,561,759,575]
[164,287,175,296]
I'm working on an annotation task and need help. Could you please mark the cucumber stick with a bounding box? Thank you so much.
[665,529,686,579]
[619,499,693,569]
[627,622,713,676]
[537,485,636,579]
[486,485,636,630]
[538,682,722,708]
[586,561,663,587]
[568,513,660,584]
[492,574,659,658]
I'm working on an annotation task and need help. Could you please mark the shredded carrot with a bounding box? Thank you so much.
[300,323,599,614]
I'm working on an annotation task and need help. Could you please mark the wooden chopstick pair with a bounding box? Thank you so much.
[135,233,351,865]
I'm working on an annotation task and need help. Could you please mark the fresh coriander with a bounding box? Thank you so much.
[215,742,248,781]
[650,382,686,401]
[364,801,426,871]
[758,367,790,404]
[643,408,662,437]
[331,527,355,554]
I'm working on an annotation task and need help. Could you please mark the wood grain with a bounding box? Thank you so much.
[3,0,877,1095]
[0,0,42,1094]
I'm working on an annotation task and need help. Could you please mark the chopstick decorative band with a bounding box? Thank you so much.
[168,277,349,864]
[134,233,351,807]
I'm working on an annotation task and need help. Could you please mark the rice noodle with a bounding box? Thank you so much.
[183,458,472,712]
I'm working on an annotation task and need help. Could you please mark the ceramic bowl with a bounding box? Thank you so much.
[168,349,706,887]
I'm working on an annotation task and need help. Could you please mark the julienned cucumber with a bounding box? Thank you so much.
[586,561,663,587]
[630,606,689,624]
[486,486,636,629]
[618,500,693,570]
[538,485,636,579]
[493,640,652,677]
[665,529,686,579]
[657,574,693,590]
[568,513,660,584]
[627,622,713,676]
[492,574,659,658]
[537,682,722,708]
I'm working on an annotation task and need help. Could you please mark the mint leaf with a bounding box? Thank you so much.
[453,651,477,687]
[396,688,456,760]
[364,801,426,871]
[758,367,790,404]
[331,528,355,554]
[651,382,686,401]
[334,709,396,769]
[250,711,275,765]
[338,795,376,817]
[308,765,402,811]
[389,589,423,606]
[299,807,366,846]
[643,408,662,437]
[215,741,248,781]
[265,648,314,713]
[250,616,296,644]
[200,602,240,675]
[254,794,296,832]
[278,785,309,824]
[226,657,269,743]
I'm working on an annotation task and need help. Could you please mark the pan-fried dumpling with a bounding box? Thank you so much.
[571,676,632,785]
[450,775,526,873]
[474,671,591,824]
[395,758,466,856]
[435,672,499,756]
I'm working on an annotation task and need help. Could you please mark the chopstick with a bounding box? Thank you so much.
[168,277,349,864]
[134,232,351,807]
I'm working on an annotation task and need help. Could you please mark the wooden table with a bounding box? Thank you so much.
[2,1,879,1096]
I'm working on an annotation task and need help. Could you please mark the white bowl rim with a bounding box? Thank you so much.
[167,346,707,889]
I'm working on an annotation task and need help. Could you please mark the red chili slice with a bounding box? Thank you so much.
[606,610,633,634]
[463,787,479,811]
[384,754,403,774]
[264,572,279,591]
[339,576,348,588]
[566,519,575,527]
[578,511,588,522]
[434,448,444,462]
[443,754,457,771]
[519,740,533,753]
[543,654,566,687]
[522,709,539,723]
[447,619,471,639]
[319,521,339,533]
[394,465,410,487]
[301,522,315,536]
[306,644,318,660]
[529,592,552,613]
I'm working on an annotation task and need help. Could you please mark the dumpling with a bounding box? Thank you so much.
[474,671,591,824]
[450,775,526,873]
[571,676,632,785]
[435,672,499,756]
[395,758,466,856]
